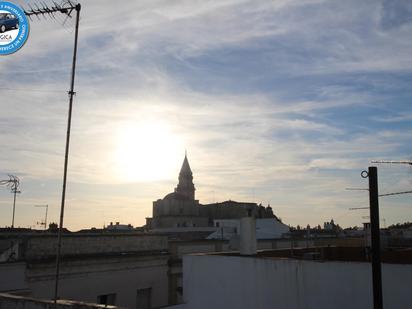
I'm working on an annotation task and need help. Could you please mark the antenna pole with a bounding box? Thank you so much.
[12,186,17,228]
[24,2,82,301]
[45,204,48,229]
[35,205,49,229]
[53,3,81,303]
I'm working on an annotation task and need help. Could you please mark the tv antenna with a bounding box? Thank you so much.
[24,0,82,303]
[0,175,21,228]
[35,204,49,230]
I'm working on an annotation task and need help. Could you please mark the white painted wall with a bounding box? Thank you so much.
[27,255,169,308]
[0,256,169,308]
[0,293,116,309]
[183,255,412,309]
[207,218,289,240]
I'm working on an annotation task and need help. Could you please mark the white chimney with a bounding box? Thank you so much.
[240,217,257,255]
[363,222,371,248]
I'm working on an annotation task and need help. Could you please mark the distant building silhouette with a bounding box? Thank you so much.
[106,222,134,231]
[147,154,277,230]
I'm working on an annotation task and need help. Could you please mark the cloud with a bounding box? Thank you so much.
[1,0,411,229]
[380,0,412,30]
[372,114,412,123]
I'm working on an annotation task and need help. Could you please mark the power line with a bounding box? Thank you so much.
[0,87,67,93]
[347,188,412,197]
[371,160,412,166]
[379,190,412,197]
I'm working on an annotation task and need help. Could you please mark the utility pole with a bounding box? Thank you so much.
[362,167,383,309]
[351,163,412,309]
[24,1,81,303]
[0,175,21,228]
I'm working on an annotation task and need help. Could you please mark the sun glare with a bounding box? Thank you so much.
[114,121,184,182]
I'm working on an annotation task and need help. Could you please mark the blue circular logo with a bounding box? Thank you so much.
[0,1,29,55]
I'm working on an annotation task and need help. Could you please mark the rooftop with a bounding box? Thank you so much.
[206,246,412,264]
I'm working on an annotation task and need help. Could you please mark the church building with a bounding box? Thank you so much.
[147,154,277,230]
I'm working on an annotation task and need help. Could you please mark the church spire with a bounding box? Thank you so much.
[175,153,195,200]
[180,152,192,175]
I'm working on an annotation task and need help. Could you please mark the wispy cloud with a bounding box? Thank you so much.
[0,0,411,229]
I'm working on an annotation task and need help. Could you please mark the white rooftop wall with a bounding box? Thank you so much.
[183,255,412,309]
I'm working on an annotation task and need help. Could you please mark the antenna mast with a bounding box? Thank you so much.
[35,204,49,229]
[24,1,81,302]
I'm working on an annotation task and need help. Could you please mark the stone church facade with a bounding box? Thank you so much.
[148,155,276,229]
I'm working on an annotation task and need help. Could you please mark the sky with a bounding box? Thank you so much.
[0,0,411,230]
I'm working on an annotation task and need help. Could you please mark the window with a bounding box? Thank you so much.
[97,293,116,306]
[136,288,152,309]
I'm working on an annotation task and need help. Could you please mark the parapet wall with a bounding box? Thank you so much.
[183,255,412,309]
[23,234,168,260]
[0,293,119,309]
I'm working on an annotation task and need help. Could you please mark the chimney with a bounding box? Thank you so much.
[363,222,371,248]
[240,216,257,255]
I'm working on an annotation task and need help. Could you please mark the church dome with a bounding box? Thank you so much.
[163,192,191,201]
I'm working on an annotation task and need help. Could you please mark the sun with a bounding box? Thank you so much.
[113,121,184,182]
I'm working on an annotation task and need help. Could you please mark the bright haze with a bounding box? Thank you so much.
[0,0,411,230]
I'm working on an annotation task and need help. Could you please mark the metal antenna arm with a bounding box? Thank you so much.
[24,1,78,17]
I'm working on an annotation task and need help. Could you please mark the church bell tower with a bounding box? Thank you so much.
[175,153,195,200]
